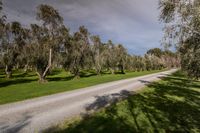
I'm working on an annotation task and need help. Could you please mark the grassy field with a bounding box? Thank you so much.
[0,69,164,105]
[48,71,200,133]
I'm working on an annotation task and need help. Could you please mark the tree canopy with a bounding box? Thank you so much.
[0,1,179,82]
[159,0,200,79]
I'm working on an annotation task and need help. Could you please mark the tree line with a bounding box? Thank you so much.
[0,1,179,82]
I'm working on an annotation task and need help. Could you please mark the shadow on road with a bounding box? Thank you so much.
[0,113,32,133]
[84,90,133,114]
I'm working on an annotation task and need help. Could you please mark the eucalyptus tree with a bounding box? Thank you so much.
[90,35,104,75]
[147,48,163,57]
[0,21,27,78]
[11,22,28,68]
[101,40,117,74]
[108,40,118,74]
[125,55,146,72]
[136,56,146,71]
[68,26,90,78]
[115,44,127,74]
[159,0,200,79]
[0,0,6,68]
[57,25,71,70]
[146,48,180,69]
[33,4,63,82]
[19,28,32,72]
[1,23,13,78]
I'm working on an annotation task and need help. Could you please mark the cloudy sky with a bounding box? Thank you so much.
[3,0,163,55]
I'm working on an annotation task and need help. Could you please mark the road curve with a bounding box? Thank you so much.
[0,69,177,133]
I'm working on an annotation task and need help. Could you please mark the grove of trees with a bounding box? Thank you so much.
[0,1,178,82]
[159,0,200,79]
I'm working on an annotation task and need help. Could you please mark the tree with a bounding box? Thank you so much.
[0,0,5,69]
[102,40,117,74]
[67,26,90,78]
[159,0,200,79]
[1,21,26,78]
[57,25,71,70]
[33,4,63,82]
[147,48,162,57]
[91,35,104,75]
[115,44,127,74]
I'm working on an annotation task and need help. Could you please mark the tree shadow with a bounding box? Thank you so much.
[12,72,36,78]
[49,70,63,76]
[0,114,32,133]
[47,76,74,82]
[79,71,97,78]
[0,78,38,88]
[138,80,151,85]
[85,90,133,112]
[45,71,200,133]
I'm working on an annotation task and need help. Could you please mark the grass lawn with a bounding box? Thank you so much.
[48,71,200,133]
[0,69,164,105]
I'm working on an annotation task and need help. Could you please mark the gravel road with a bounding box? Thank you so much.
[0,69,177,133]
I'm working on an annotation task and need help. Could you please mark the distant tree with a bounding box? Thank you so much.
[115,44,127,74]
[147,48,162,57]
[103,40,117,74]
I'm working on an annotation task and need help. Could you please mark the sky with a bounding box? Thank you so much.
[2,0,164,55]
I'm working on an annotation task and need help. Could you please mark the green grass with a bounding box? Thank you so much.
[0,69,164,105]
[47,71,200,133]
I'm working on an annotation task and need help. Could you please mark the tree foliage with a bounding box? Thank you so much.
[159,0,200,79]
[0,2,179,82]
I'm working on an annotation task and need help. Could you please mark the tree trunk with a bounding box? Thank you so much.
[24,64,28,72]
[96,69,101,76]
[5,65,12,79]
[36,72,46,83]
[120,65,125,74]
[36,48,52,83]
[73,68,80,79]
[41,48,52,82]
[96,65,101,75]
[110,68,115,74]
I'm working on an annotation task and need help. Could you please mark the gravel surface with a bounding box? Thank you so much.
[0,69,177,133]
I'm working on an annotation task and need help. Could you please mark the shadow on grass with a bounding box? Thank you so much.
[0,69,128,88]
[12,72,36,78]
[47,76,74,82]
[0,71,38,88]
[0,78,38,88]
[47,71,98,81]
[46,71,200,133]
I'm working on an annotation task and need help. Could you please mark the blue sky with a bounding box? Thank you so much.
[3,0,164,55]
